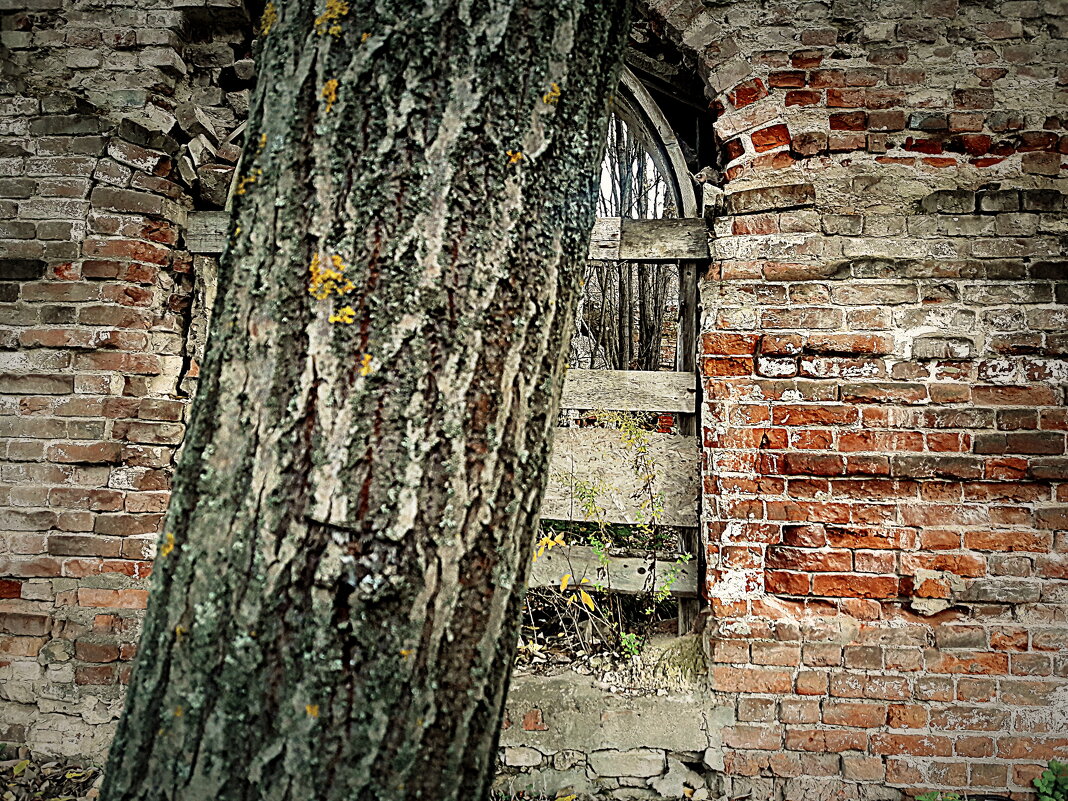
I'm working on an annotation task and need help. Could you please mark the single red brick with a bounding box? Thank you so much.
[887,704,927,729]
[75,664,117,685]
[702,357,755,377]
[702,333,759,356]
[728,78,769,108]
[952,134,993,156]
[830,111,867,130]
[768,70,806,88]
[782,523,827,547]
[823,701,887,728]
[964,530,1052,552]
[791,131,827,156]
[767,547,851,572]
[521,708,548,731]
[75,640,120,663]
[733,213,779,235]
[765,570,810,595]
[901,553,986,579]
[870,733,952,757]
[724,724,783,750]
[904,136,943,154]
[46,441,122,464]
[751,124,791,152]
[82,238,171,265]
[713,666,793,693]
[1019,131,1059,151]
[859,112,900,133]
[785,90,821,107]
[795,671,829,696]
[927,651,1009,675]
[781,453,845,477]
[790,49,824,69]
[722,137,746,162]
[956,736,994,758]
[812,574,899,599]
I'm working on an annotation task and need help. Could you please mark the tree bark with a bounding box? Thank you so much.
[102,2,629,798]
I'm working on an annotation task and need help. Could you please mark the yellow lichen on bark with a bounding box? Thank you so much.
[259,2,277,35]
[321,79,339,113]
[314,0,349,36]
[308,253,355,301]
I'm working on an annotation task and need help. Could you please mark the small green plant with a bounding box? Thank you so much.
[1035,760,1068,801]
[619,632,642,659]
[916,793,961,801]
[647,552,693,613]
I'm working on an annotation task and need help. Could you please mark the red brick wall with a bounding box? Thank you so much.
[0,0,245,756]
[646,0,1068,797]
[1,0,1066,796]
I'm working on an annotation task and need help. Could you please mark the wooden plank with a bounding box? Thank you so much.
[185,211,230,253]
[560,368,695,413]
[619,218,708,260]
[528,544,698,597]
[541,428,698,527]
[587,217,621,260]
[674,259,701,633]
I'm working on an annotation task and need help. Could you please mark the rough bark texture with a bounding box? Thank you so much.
[101,2,629,798]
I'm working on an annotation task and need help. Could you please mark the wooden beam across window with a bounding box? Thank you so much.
[588,217,709,261]
[540,428,699,528]
[527,544,698,597]
[560,368,696,414]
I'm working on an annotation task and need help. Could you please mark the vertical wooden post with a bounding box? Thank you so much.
[677,258,702,635]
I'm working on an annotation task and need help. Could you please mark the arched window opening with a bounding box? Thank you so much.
[570,69,701,375]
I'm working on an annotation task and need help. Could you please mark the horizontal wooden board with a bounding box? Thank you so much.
[541,428,698,527]
[622,218,709,260]
[185,210,230,253]
[587,217,709,261]
[528,544,698,597]
[186,212,709,261]
[561,368,696,413]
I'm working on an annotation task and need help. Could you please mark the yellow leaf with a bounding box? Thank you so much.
[12,759,29,776]
[559,573,571,591]
[306,704,319,717]
[579,590,595,611]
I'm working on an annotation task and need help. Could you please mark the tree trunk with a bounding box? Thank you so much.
[102,2,629,798]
